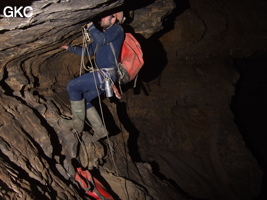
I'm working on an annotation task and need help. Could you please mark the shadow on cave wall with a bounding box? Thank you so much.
[107,0,191,163]
[231,52,267,200]
[105,1,213,199]
[126,0,190,95]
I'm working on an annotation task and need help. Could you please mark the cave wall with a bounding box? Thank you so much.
[1,0,185,200]
[1,0,267,199]
[125,0,267,199]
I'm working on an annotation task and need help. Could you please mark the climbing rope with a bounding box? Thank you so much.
[76,25,136,200]
[80,27,119,176]
[80,27,94,75]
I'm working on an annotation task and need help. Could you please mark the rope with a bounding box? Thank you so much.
[81,28,119,176]
[92,65,119,176]
[78,26,132,200]
[80,27,94,75]
[74,129,91,167]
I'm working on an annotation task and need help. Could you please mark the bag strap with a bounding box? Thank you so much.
[109,42,118,65]
[109,42,123,78]
[110,41,124,84]
[109,42,124,97]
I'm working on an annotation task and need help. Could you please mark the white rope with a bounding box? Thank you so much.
[81,28,94,75]
[81,28,119,176]
[92,64,119,176]
[80,25,133,200]
[74,129,91,166]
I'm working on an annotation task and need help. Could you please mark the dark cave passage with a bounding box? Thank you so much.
[231,53,267,200]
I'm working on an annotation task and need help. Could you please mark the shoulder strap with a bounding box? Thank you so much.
[109,42,123,82]
[109,42,124,95]
[109,42,118,66]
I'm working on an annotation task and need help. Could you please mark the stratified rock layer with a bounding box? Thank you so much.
[1,0,266,199]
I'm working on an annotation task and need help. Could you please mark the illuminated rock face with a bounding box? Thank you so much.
[0,0,267,199]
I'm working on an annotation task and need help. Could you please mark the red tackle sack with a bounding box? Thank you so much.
[111,33,144,84]
[75,168,114,200]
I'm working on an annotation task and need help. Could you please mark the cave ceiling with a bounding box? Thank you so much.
[0,0,175,85]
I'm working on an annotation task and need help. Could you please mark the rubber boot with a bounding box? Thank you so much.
[59,99,85,133]
[86,106,108,142]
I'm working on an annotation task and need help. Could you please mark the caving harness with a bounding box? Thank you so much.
[80,27,121,99]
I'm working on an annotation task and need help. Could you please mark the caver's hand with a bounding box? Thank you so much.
[87,22,93,28]
[61,45,69,50]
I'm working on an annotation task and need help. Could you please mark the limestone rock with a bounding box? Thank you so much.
[1,0,266,199]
